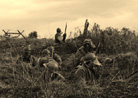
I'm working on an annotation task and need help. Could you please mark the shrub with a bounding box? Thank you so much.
[28,31,38,38]
[113,52,138,78]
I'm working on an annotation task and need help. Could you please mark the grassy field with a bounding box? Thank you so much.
[0,27,138,98]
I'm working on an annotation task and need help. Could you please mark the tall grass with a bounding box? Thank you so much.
[1,23,138,98]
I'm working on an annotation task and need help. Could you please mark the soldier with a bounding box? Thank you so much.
[38,51,62,81]
[38,49,52,67]
[32,47,65,81]
[47,46,62,66]
[75,39,96,58]
[66,38,96,69]
[55,28,66,44]
[31,46,62,68]
[73,53,102,84]
[23,43,32,63]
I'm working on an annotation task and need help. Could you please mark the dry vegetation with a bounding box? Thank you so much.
[0,25,138,98]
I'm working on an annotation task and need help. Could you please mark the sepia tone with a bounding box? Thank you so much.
[0,0,138,98]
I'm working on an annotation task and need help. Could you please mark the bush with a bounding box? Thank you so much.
[28,31,38,38]
[113,52,138,78]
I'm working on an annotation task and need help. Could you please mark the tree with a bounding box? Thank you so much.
[28,31,38,38]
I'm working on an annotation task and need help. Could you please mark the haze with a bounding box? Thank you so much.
[0,0,138,38]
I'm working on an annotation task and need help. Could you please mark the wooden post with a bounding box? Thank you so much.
[83,19,89,38]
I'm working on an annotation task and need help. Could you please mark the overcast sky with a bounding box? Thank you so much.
[0,0,138,38]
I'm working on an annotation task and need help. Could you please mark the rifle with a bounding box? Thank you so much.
[95,42,101,54]
[62,23,67,42]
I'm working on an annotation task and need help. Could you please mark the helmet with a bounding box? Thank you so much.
[83,39,96,49]
[83,53,102,66]
[41,49,50,56]
[83,53,96,61]
[48,46,55,53]
[83,39,91,44]
[25,43,31,50]
[57,28,61,33]
[44,60,59,72]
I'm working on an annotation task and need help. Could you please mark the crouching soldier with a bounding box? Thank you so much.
[44,61,65,82]
[73,53,102,84]
[65,38,96,70]
[75,38,96,61]
[33,46,62,67]
[31,48,65,82]
[47,46,62,67]
[40,49,65,81]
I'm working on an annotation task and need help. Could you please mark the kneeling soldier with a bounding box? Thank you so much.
[73,53,102,84]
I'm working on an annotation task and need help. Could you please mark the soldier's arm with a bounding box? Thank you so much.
[53,53,62,66]
[75,46,87,65]
[74,66,85,81]
[75,46,84,58]
[38,58,43,67]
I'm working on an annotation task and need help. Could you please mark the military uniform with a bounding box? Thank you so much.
[37,46,64,81]
[39,48,60,67]
[38,56,53,67]
[73,53,102,83]
[55,28,66,43]
[76,39,96,60]
[66,39,96,69]
[75,46,88,65]
[47,46,62,66]
[67,39,102,83]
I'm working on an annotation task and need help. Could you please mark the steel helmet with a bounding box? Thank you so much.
[83,53,102,66]
[57,28,61,33]
[83,39,96,49]
[41,49,50,56]
[48,46,55,52]
[43,60,59,72]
